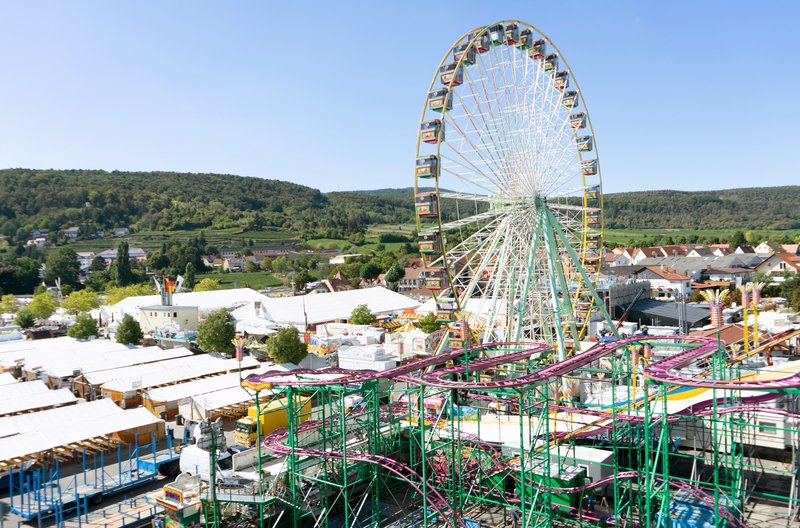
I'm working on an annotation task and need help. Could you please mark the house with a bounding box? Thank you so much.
[397,266,426,293]
[223,257,244,272]
[631,247,665,264]
[754,253,800,283]
[782,244,800,256]
[63,226,81,239]
[755,241,784,255]
[317,271,355,293]
[607,249,633,267]
[99,247,148,265]
[706,267,753,285]
[735,245,755,254]
[634,266,693,301]
[114,227,130,237]
[686,247,713,258]
[251,246,300,258]
[76,251,97,272]
[26,237,47,247]
[219,247,240,259]
[329,254,362,265]
[31,228,49,238]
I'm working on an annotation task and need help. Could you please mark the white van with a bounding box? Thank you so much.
[179,445,235,483]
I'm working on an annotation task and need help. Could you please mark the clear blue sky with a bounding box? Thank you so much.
[0,1,797,194]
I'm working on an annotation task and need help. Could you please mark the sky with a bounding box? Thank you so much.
[0,1,798,194]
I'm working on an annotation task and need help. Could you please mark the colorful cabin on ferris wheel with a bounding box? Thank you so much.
[424,267,447,291]
[428,88,452,112]
[530,39,546,60]
[581,159,598,176]
[453,43,476,66]
[517,28,533,49]
[435,298,458,322]
[554,71,569,91]
[576,135,593,152]
[585,233,601,249]
[420,119,444,144]
[570,112,587,130]
[440,63,463,87]
[586,209,601,228]
[586,185,600,199]
[583,255,600,273]
[418,233,441,254]
[487,24,505,46]
[543,53,559,73]
[416,155,438,179]
[503,23,520,45]
[562,91,579,109]
[415,192,438,218]
[470,32,491,53]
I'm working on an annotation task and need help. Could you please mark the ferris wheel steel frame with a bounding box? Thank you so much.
[414,20,615,355]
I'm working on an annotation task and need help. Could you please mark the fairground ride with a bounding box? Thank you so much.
[414,20,612,356]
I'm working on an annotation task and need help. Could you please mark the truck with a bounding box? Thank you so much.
[234,396,312,447]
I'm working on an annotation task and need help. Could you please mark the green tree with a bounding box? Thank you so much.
[416,312,441,333]
[293,270,312,293]
[68,313,98,339]
[350,304,376,325]
[184,262,197,290]
[105,283,154,305]
[752,271,773,286]
[194,278,223,292]
[791,289,800,313]
[266,326,308,364]
[45,247,81,287]
[113,242,134,286]
[14,307,35,328]
[196,309,236,355]
[116,314,144,344]
[61,288,101,314]
[29,291,57,319]
[729,230,747,248]
[0,294,20,314]
[385,265,405,284]
[359,261,382,281]
[89,256,108,272]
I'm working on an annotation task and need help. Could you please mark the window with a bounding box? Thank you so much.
[758,421,775,434]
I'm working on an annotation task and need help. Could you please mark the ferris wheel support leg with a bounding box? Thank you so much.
[544,207,620,339]
[512,215,542,343]
[541,208,570,363]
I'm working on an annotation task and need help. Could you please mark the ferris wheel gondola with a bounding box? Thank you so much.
[413,20,615,357]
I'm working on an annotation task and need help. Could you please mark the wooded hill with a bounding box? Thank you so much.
[1,169,798,247]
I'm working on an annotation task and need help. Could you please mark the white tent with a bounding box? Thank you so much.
[232,287,420,331]
[0,379,49,400]
[0,388,76,415]
[0,372,16,386]
[105,288,268,320]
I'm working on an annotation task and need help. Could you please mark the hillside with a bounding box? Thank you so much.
[1,169,799,249]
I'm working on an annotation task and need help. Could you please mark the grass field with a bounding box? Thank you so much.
[196,271,283,290]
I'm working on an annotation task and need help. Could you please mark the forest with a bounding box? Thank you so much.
[1,170,799,249]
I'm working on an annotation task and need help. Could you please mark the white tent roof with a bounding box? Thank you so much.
[0,372,16,386]
[0,400,162,462]
[0,337,132,369]
[0,388,76,415]
[45,346,193,379]
[146,363,294,405]
[232,287,420,329]
[0,379,49,400]
[101,355,260,393]
[106,288,268,319]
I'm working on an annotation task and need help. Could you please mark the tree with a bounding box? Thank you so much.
[729,230,747,248]
[89,256,108,272]
[359,261,382,281]
[184,262,197,290]
[68,313,98,339]
[266,326,308,364]
[29,291,57,319]
[0,294,19,314]
[61,288,101,314]
[114,242,134,286]
[45,247,81,288]
[752,272,773,287]
[416,312,441,333]
[194,278,223,292]
[116,314,144,344]
[385,265,405,284]
[105,284,153,305]
[293,270,312,293]
[196,309,236,355]
[350,304,376,325]
[14,307,35,329]
[791,289,800,313]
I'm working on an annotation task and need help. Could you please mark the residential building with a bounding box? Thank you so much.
[754,253,800,282]
[735,245,756,254]
[397,266,426,293]
[76,252,96,272]
[99,247,148,265]
[114,227,130,237]
[755,241,784,255]
[63,227,80,239]
[635,266,693,301]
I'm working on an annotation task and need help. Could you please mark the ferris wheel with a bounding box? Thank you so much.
[414,20,613,356]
